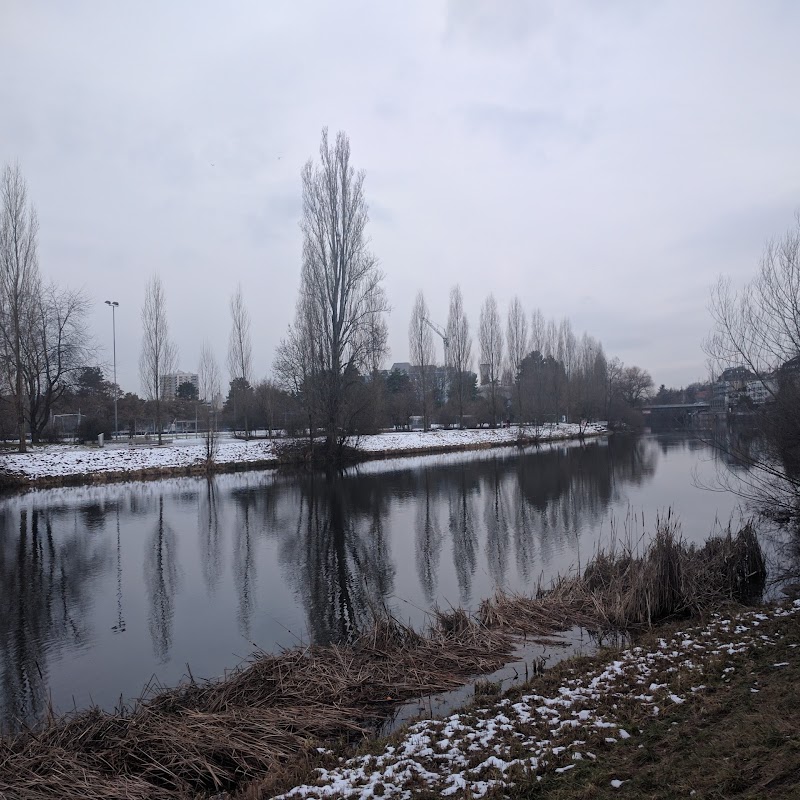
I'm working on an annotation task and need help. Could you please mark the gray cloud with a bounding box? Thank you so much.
[1,0,799,392]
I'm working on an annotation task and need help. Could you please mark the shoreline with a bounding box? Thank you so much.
[269,598,800,799]
[0,424,607,491]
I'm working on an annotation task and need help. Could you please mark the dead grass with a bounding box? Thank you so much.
[483,514,766,635]
[0,615,513,800]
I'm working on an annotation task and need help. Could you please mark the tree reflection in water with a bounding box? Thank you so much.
[415,468,442,605]
[0,506,110,730]
[232,495,255,639]
[145,495,180,663]
[448,465,479,604]
[511,458,535,581]
[0,434,681,732]
[485,459,511,589]
[198,478,223,595]
[279,473,395,645]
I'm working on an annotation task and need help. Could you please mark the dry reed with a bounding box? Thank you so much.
[483,515,766,635]
[0,615,512,800]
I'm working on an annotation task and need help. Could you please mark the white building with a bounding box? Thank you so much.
[160,371,199,399]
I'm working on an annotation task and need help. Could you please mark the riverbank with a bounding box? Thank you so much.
[0,522,764,799]
[270,598,800,799]
[0,423,606,489]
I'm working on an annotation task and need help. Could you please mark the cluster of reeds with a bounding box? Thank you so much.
[482,516,766,634]
[0,614,512,800]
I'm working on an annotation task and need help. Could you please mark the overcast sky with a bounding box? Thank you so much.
[2,1,799,393]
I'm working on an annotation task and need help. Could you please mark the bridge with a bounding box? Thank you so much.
[641,402,711,427]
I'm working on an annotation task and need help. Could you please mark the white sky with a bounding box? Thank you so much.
[2,0,799,392]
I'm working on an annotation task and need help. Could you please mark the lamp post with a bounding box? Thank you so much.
[105,300,119,439]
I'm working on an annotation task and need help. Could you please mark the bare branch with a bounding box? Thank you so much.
[139,274,176,444]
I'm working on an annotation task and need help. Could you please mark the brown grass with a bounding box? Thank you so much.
[0,615,513,800]
[482,515,766,635]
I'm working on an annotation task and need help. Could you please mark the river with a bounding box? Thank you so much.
[0,433,743,732]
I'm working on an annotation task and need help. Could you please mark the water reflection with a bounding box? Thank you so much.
[0,434,743,731]
[0,507,110,729]
[281,474,395,644]
[485,461,511,588]
[145,496,180,662]
[415,469,442,605]
[448,465,479,604]
[232,496,255,639]
[198,480,223,594]
[112,506,125,634]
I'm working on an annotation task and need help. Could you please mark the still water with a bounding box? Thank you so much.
[0,434,740,731]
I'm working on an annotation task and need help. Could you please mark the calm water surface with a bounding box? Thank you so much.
[0,434,740,731]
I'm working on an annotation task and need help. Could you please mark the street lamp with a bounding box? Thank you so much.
[105,300,119,439]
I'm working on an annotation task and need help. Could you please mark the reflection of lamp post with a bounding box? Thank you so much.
[105,300,119,438]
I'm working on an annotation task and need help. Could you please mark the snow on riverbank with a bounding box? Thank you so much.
[355,422,605,452]
[0,438,279,480]
[273,600,800,799]
[0,423,606,483]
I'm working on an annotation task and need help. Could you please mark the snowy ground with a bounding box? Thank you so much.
[0,423,605,483]
[354,422,605,452]
[272,600,800,799]
[0,438,278,480]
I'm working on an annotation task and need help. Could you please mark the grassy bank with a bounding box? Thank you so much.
[0,522,765,799]
[267,599,799,799]
[513,606,800,799]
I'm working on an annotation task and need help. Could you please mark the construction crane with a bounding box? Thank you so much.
[423,317,450,368]
[423,317,451,404]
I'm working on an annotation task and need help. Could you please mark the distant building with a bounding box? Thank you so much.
[779,355,800,383]
[712,366,778,412]
[390,361,452,402]
[746,378,776,406]
[160,371,199,399]
[712,367,753,412]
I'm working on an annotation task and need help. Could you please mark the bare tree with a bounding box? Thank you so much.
[227,284,253,438]
[530,308,546,356]
[557,317,576,421]
[409,290,435,430]
[253,378,288,439]
[618,365,654,407]
[506,296,528,421]
[24,283,92,442]
[605,356,624,417]
[479,294,504,426]
[365,285,389,376]
[446,284,472,427]
[198,340,221,467]
[276,128,388,461]
[704,214,800,526]
[275,293,320,451]
[572,333,607,432]
[0,163,40,451]
[706,216,800,390]
[139,274,177,444]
